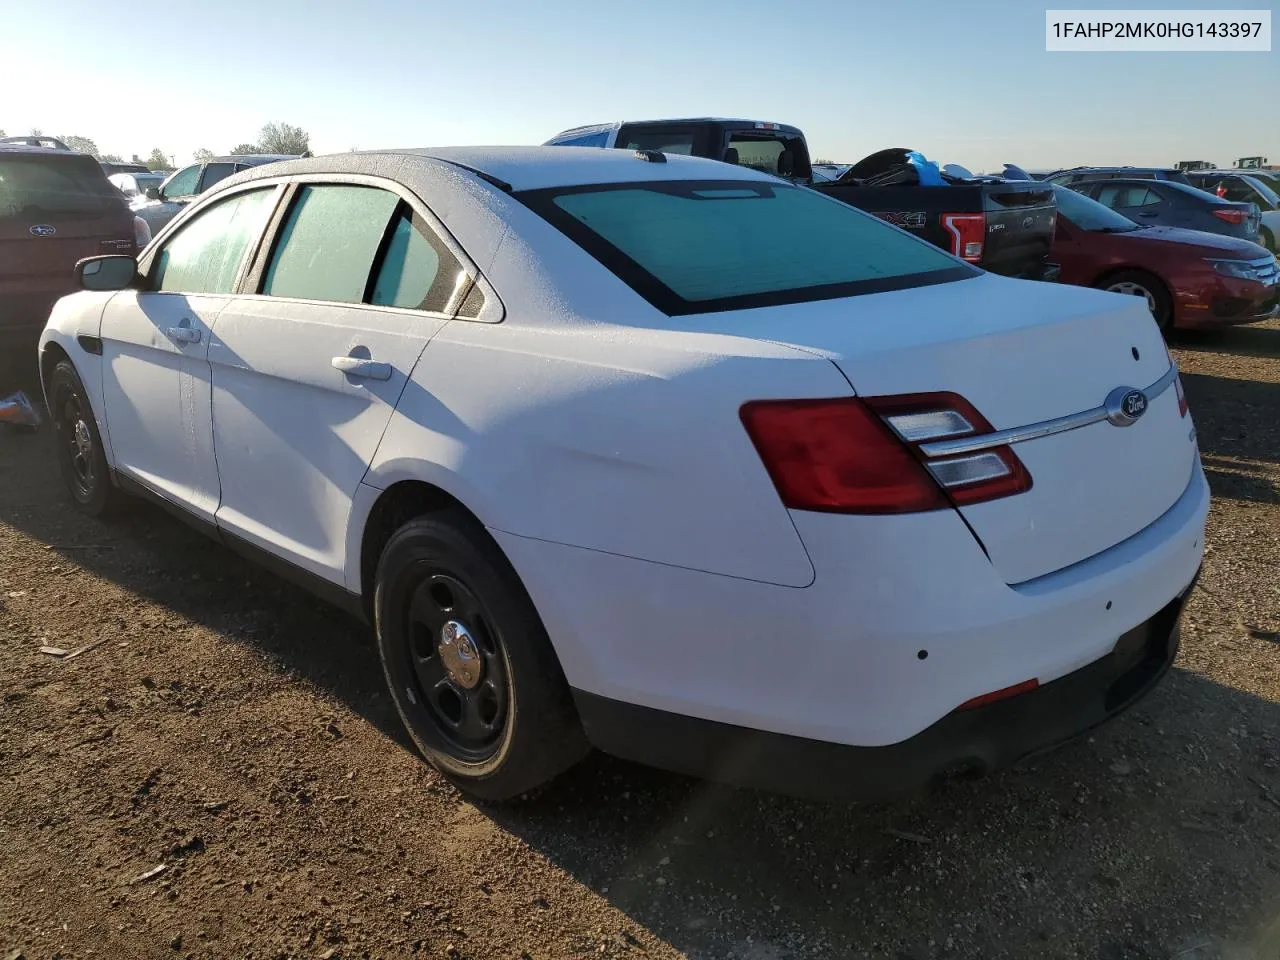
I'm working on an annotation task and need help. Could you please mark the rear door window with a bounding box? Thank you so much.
[262,184,399,303]
[199,162,237,192]
[369,208,466,312]
[0,154,120,219]
[153,188,276,294]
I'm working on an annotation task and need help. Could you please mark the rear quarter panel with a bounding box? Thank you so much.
[363,317,851,588]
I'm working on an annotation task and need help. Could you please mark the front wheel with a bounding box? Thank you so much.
[1260,227,1275,253]
[1099,270,1173,332]
[48,359,124,517]
[373,510,588,800]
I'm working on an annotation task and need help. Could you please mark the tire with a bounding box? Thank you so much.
[1260,227,1275,254]
[47,359,124,517]
[373,510,588,801]
[1098,270,1173,332]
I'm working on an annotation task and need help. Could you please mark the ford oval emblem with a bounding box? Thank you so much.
[29,224,56,237]
[1105,386,1149,426]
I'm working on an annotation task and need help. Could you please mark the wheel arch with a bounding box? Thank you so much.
[356,478,491,621]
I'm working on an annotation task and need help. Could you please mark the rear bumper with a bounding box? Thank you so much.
[574,580,1192,800]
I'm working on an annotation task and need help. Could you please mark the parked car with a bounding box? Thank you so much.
[40,147,1205,801]
[1,144,145,362]
[108,171,168,209]
[545,119,1058,280]
[1047,166,1194,187]
[1071,178,1262,244]
[0,135,71,151]
[133,154,299,232]
[1050,185,1278,330]
[1184,171,1280,251]
[100,161,150,176]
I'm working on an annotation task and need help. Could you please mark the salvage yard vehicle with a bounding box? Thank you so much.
[1047,166,1195,187]
[545,119,1058,280]
[1184,171,1280,251]
[1072,178,1263,245]
[41,147,1206,801]
[1,144,145,362]
[1050,185,1279,330]
[133,153,301,232]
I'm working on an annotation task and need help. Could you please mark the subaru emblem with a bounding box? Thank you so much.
[29,224,56,237]
[1104,386,1149,427]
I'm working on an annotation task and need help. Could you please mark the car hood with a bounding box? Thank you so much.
[1129,225,1262,256]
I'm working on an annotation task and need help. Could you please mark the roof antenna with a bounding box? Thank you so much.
[633,149,667,164]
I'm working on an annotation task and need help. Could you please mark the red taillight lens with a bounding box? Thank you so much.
[867,392,1032,506]
[956,678,1039,711]
[941,213,986,262]
[1175,374,1189,417]
[741,392,1032,514]
[1212,208,1248,225]
[739,398,948,514]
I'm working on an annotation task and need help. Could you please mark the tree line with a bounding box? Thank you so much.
[0,122,310,169]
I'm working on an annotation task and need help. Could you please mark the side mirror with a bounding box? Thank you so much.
[76,255,138,292]
[145,186,162,201]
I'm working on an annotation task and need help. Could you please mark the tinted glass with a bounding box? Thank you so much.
[162,165,200,198]
[725,135,805,177]
[1052,185,1139,232]
[370,209,465,312]
[0,154,120,219]
[554,131,612,147]
[1097,184,1159,208]
[263,184,398,303]
[522,179,972,315]
[618,131,696,155]
[200,163,237,192]
[154,188,275,294]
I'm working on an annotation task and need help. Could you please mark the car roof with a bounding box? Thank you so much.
[208,154,301,165]
[0,144,86,156]
[220,146,781,193]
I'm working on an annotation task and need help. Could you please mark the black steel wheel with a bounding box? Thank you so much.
[48,359,122,516]
[374,509,588,800]
[405,572,510,761]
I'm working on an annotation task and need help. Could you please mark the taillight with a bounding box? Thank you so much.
[739,399,948,514]
[133,216,151,249]
[740,392,1032,514]
[941,213,985,262]
[1212,208,1248,225]
[1174,374,1189,417]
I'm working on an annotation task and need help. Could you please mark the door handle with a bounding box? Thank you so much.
[332,356,393,381]
[166,325,201,344]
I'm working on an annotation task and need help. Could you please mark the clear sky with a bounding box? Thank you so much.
[1,0,1275,171]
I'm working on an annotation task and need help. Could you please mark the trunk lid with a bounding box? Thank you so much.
[690,274,1198,584]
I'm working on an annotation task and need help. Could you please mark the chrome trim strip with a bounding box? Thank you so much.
[919,363,1179,458]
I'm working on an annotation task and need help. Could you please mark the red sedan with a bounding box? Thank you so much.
[1050,185,1279,331]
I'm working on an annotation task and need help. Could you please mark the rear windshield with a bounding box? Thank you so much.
[725,133,808,179]
[0,154,120,219]
[518,179,975,315]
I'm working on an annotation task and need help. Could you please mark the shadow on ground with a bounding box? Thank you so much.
[2,430,1280,959]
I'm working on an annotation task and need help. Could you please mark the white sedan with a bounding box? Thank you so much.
[39,147,1207,801]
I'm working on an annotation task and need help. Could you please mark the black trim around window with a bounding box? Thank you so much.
[514,179,978,317]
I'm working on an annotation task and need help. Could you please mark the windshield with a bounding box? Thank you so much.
[518,179,975,315]
[0,154,120,219]
[1053,185,1139,232]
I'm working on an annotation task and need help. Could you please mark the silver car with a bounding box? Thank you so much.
[129,154,299,232]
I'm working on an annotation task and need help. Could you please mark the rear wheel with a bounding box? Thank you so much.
[373,510,588,800]
[1099,270,1173,332]
[48,360,123,517]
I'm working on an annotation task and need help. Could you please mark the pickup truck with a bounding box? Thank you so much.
[545,119,1057,281]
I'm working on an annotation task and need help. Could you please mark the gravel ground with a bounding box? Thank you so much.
[1,322,1279,960]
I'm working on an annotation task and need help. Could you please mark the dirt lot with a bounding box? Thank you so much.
[2,323,1279,960]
